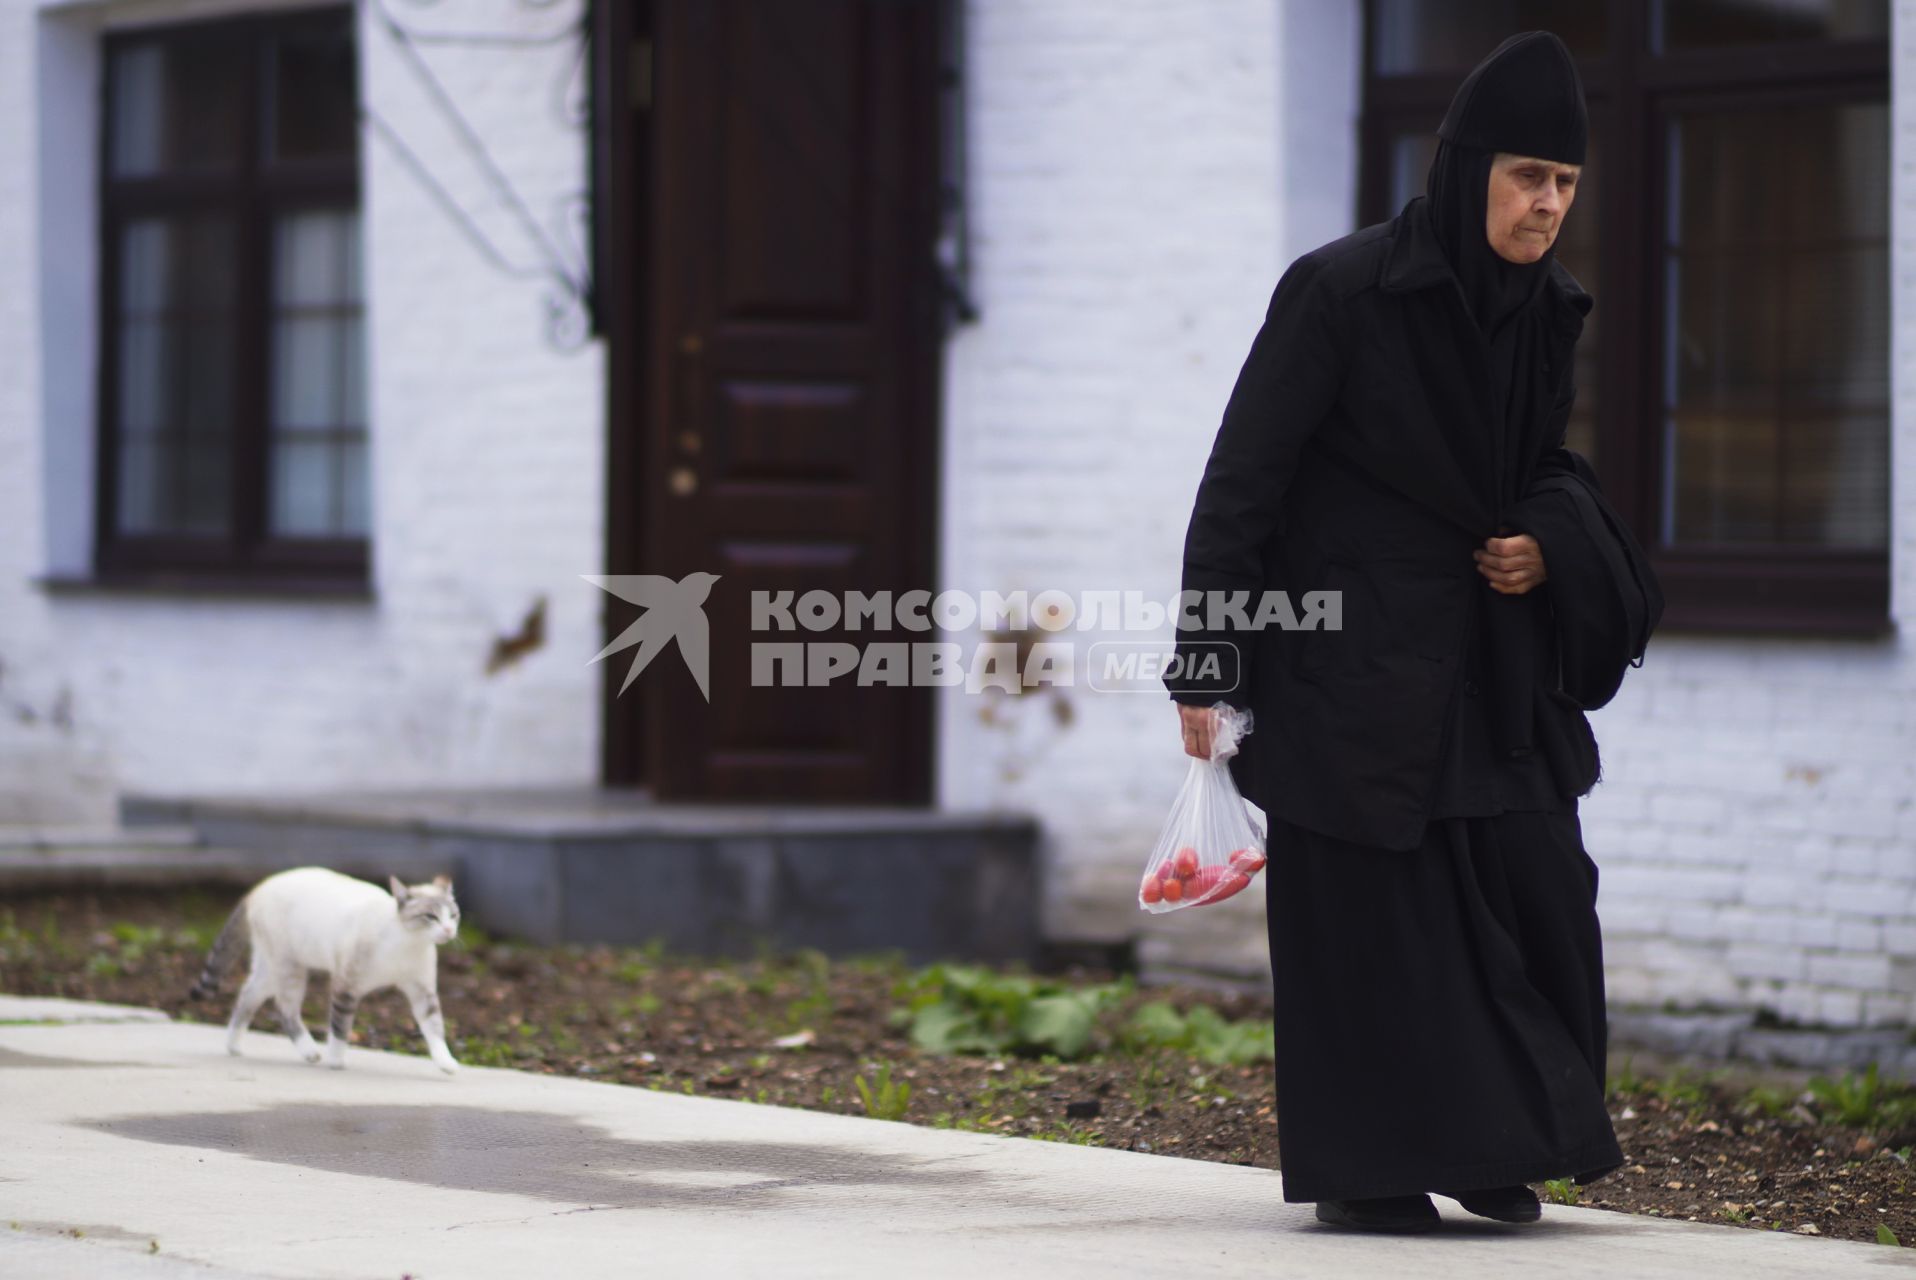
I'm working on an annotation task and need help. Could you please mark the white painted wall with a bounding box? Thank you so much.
[1568,1,1916,1030]
[0,0,606,823]
[936,0,1359,974]
[940,0,1916,1028]
[2,0,1911,1030]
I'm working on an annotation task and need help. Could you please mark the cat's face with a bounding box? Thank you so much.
[390,874,460,945]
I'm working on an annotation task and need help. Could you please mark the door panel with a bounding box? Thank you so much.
[628,0,940,802]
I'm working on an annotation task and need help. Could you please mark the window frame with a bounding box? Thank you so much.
[1357,1,1892,635]
[94,6,367,590]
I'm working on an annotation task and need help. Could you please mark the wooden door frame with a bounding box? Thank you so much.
[593,0,945,803]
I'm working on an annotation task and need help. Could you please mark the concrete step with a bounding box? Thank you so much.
[0,843,258,896]
[119,787,1041,962]
[0,825,204,852]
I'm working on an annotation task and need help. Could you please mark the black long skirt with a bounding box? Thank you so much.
[1264,807,1624,1203]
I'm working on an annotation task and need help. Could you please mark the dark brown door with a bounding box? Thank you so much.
[605,0,942,802]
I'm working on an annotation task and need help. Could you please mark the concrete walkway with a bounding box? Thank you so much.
[0,996,1906,1279]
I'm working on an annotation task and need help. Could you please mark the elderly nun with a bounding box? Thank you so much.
[1167,30,1659,1234]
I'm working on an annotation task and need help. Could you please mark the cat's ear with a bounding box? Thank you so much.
[432,873,452,891]
[389,874,409,905]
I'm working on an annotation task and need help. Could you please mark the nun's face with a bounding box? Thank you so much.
[1485,152,1581,263]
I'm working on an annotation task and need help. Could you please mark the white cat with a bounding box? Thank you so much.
[189,867,461,1075]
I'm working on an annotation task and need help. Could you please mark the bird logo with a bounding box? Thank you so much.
[582,572,721,701]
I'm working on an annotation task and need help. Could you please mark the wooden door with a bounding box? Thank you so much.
[603,0,942,802]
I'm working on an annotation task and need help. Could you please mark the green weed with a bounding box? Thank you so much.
[855,1062,913,1121]
[1606,1053,1646,1097]
[891,964,1131,1060]
[1649,1065,1717,1110]
[1737,1083,1798,1120]
[1120,1001,1273,1066]
[1030,1121,1099,1146]
[1807,1063,1916,1131]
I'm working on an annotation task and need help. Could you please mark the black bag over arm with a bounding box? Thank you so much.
[1506,447,1664,709]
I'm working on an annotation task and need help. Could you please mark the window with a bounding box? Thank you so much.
[99,8,366,586]
[1360,1,1890,632]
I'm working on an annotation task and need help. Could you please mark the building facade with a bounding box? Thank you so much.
[2,0,1912,1028]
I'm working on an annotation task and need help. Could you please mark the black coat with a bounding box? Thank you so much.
[1168,196,1658,851]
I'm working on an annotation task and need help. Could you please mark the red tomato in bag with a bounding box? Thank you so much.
[1184,865,1251,905]
[1229,847,1266,875]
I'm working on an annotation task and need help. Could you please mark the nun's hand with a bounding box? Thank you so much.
[1475,531,1547,595]
[1177,703,1217,760]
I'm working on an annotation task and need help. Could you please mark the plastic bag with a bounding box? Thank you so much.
[1139,702,1267,913]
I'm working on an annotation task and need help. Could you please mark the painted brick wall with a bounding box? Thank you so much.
[0,0,606,823]
[940,0,1916,1028]
[1564,0,1916,1028]
[937,0,1348,976]
[3,0,1912,1031]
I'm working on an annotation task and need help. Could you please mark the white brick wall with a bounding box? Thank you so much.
[2,0,1911,1031]
[937,0,1354,974]
[942,0,1916,1028]
[0,0,605,822]
[1575,622,1916,1025]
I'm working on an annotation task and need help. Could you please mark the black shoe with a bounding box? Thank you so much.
[1437,1183,1542,1223]
[1314,1194,1441,1233]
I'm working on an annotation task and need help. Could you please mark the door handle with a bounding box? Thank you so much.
[669,332,703,497]
[676,332,704,456]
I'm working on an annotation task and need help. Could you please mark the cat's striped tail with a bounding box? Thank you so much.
[187,898,251,1001]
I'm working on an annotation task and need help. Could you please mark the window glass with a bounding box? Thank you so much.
[1661,100,1888,546]
[109,37,244,176]
[1654,0,1888,52]
[266,23,358,163]
[115,216,237,535]
[269,209,370,537]
[1371,1,1606,74]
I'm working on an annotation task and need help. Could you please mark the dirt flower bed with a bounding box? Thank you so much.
[2,887,1912,1248]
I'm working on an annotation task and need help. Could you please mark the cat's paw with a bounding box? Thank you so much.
[301,1045,324,1065]
[325,1059,347,1071]
[435,1059,459,1077]
[226,1043,244,1058]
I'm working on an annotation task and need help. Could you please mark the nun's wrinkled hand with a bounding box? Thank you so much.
[1475,531,1547,595]
[1177,703,1217,760]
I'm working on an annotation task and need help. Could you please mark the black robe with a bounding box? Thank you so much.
[1264,808,1623,1202]
[1254,258,1624,1203]
[1172,29,1640,1203]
